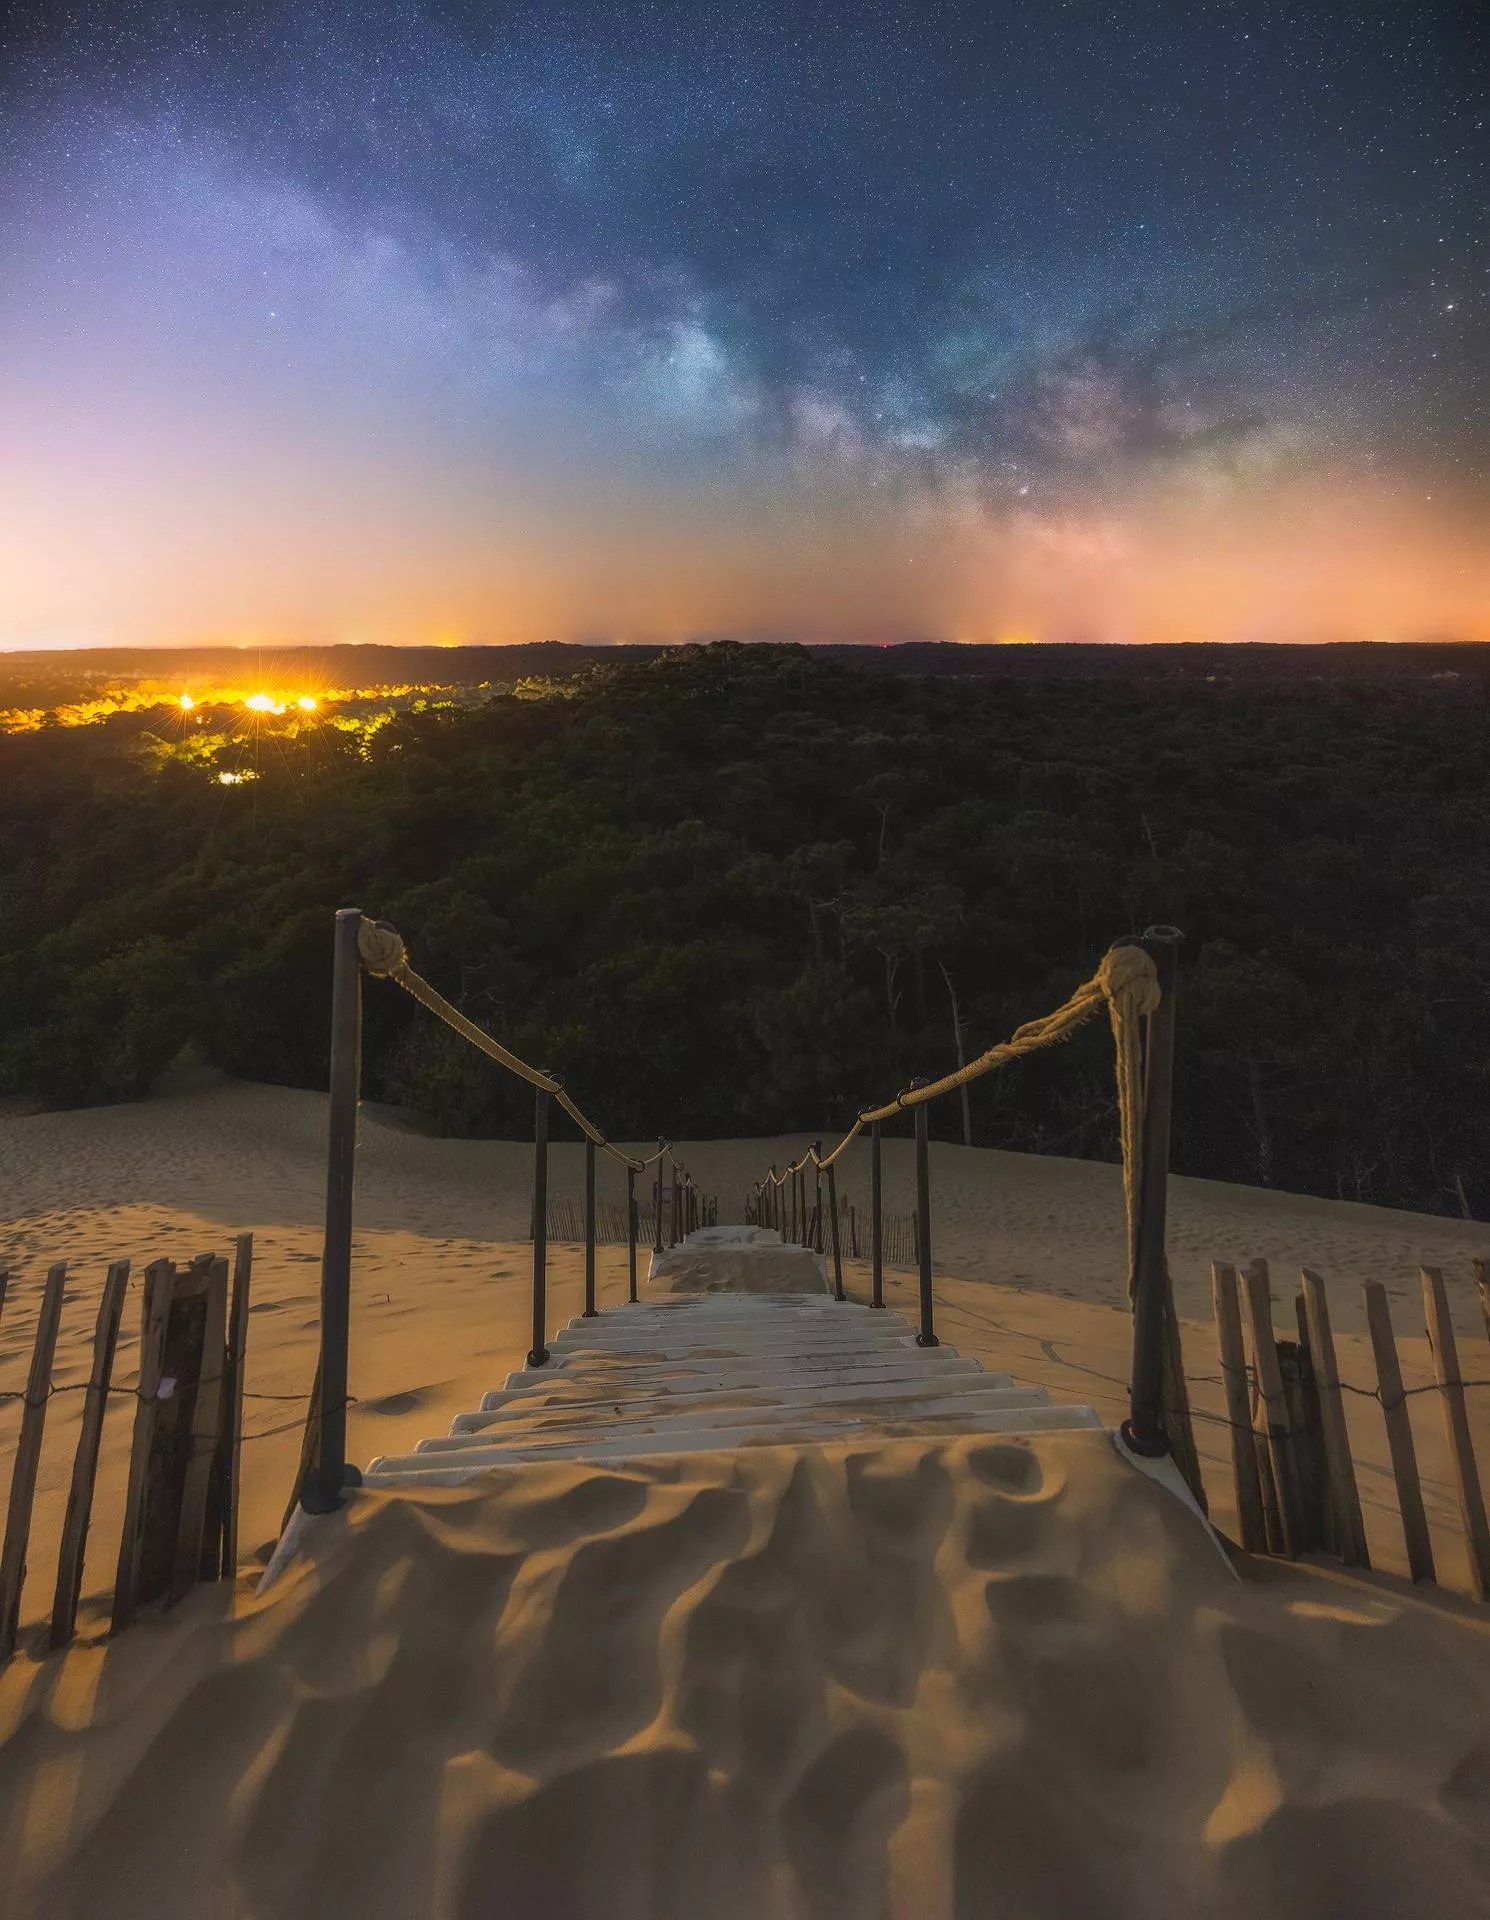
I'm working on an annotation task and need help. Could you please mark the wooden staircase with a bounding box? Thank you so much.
[363,1229,1101,1485]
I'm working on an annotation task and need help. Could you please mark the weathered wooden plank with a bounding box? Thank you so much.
[1474,1257,1490,1352]
[1241,1259,1299,1556]
[49,1260,131,1649]
[1421,1266,1490,1602]
[281,1358,323,1535]
[1363,1280,1435,1585]
[207,1233,253,1580]
[169,1255,229,1604]
[1211,1262,1268,1553]
[1284,1310,1327,1552]
[111,1258,177,1634]
[0,1263,69,1661]
[1300,1268,1369,1567]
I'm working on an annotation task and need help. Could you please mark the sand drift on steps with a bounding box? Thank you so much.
[357,1284,1102,1483]
[3,1430,1490,1920]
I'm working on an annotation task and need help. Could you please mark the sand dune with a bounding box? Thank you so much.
[2,1076,1486,1598]
[3,1436,1489,1919]
[2,1077,1490,1914]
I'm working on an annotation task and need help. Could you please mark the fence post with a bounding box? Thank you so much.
[654,1141,665,1254]
[813,1146,824,1254]
[303,906,363,1513]
[912,1088,937,1347]
[1210,1263,1267,1553]
[1300,1267,1369,1567]
[627,1168,639,1303]
[1422,1266,1490,1601]
[529,1085,551,1367]
[1122,924,1182,1460]
[583,1137,598,1317]
[1241,1259,1301,1554]
[1364,1280,1434,1583]
[0,1262,68,1660]
[826,1161,845,1301]
[51,1259,131,1648]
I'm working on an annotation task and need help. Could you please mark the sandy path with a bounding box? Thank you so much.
[2,1078,1488,1622]
[3,1080,1490,1914]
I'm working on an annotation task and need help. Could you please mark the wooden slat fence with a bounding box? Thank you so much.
[1207,1256,1490,1601]
[0,1235,256,1666]
[745,1190,921,1272]
[544,1196,719,1244]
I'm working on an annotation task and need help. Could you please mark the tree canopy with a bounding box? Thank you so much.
[2,642,1486,1218]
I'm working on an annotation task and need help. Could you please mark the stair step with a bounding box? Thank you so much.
[443,1379,1048,1443]
[412,1385,1056,1456]
[544,1328,934,1360]
[568,1300,888,1321]
[366,1402,1103,1479]
[514,1336,979,1382]
[473,1357,1002,1418]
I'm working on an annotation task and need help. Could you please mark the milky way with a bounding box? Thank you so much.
[1,2,1485,645]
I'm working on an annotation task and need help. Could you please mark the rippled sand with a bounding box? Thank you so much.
[2,1078,1489,1915]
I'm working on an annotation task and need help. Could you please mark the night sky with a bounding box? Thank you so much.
[2,2,1485,646]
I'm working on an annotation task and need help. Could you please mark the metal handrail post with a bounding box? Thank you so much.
[528,1085,551,1367]
[870,1120,884,1308]
[826,1160,845,1301]
[627,1166,638,1303]
[913,1088,938,1347]
[303,907,364,1513]
[1123,926,1184,1455]
[583,1136,598,1317]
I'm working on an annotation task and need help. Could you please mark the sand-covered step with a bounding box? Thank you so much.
[471,1357,1002,1418]
[543,1324,938,1356]
[537,1333,959,1368]
[538,1342,945,1371]
[561,1294,896,1320]
[364,1238,1103,1486]
[445,1382,1044,1443]
[408,1385,1064,1456]
[479,1356,998,1405]
[365,1401,1103,1479]
[645,1244,830,1296]
[551,1309,903,1333]
[565,1297,886,1322]
[442,1378,1051,1443]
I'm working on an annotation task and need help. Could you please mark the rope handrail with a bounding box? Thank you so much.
[357,918,653,1173]
[764,943,1159,1212]
[751,934,1180,1445]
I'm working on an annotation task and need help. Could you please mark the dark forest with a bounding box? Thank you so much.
[2,643,1486,1219]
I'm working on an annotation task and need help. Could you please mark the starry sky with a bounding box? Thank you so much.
[1,1,1485,647]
